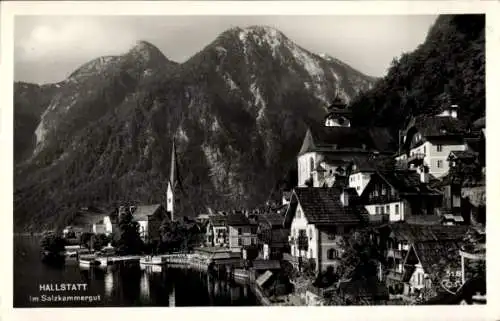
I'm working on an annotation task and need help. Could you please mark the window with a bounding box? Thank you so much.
[310,157,314,173]
[386,205,390,214]
[327,249,337,260]
[238,238,242,246]
[437,160,443,168]
[381,188,387,195]
[423,145,426,154]
[238,228,242,235]
[297,208,301,219]
[436,145,443,152]
[376,207,380,215]
[380,206,384,215]
[395,204,400,215]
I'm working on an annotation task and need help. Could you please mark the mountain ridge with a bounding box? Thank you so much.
[14,26,376,231]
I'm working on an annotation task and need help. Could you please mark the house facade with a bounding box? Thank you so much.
[284,187,366,274]
[226,213,258,252]
[205,215,229,247]
[359,169,442,223]
[127,204,168,242]
[381,224,468,297]
[396,104,468,178]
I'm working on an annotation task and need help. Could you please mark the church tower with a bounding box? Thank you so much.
[166,140,181,221]
[324,94,351,127]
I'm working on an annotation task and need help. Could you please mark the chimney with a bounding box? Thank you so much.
[340,190,349,207]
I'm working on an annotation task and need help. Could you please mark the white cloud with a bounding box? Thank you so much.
[16,17,138,62]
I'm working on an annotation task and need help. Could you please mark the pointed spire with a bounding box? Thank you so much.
[170,140,177,189]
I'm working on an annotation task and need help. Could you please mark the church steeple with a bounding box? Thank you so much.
[167,140,180,221]
[325,93,351,127]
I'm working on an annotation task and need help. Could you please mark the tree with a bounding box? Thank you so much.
[117,207,144,254]
[41,231,66,254]
[336,229,384,281]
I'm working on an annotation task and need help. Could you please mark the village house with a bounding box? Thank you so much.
[297,98,396,189]
[395,103,468,178]
[284,187,368,274]
[126,204,168,242]
[205,214,229,247]
[381,224,468,298]
[257,213,289,260]
[359,169,442,223]
[226,212,258,252]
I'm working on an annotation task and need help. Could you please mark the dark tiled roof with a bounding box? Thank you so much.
[376,170,442,196]
[260,213,284,228]
[293,187,365,225]
[413,241,462,276]
[298,126,396,156]
[448,150,478,160]
[389,224,468,243]
[252,259,281,270]
[406,115,467,138]
[208,215,228,227]
[132,204,163,221]
[226,212,253,226]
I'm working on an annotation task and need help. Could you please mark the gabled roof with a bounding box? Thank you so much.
[208,214,228,227]
[361,170,442,198]
[388,224,468,243]
[411,241,462,276]
[405,115,467,139]
[287,187,366,225]
[226,212,254,226]
[298,126,396,156]
[132,204,163,221]
[260,213,284,228]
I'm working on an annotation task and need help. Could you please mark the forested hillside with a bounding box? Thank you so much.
[350,14,485,132]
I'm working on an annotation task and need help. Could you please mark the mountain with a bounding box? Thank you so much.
[350,14,485,132]
[14,26,376,231]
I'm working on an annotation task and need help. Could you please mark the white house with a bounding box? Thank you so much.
[284,187,366,274]
[359,169,442,223]
[397,104,468,178]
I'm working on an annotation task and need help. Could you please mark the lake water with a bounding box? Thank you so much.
[14,236,259,307]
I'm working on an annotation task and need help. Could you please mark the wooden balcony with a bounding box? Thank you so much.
[407,152,425,165]
[387,248,403,259]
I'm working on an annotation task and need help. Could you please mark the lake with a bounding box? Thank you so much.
[14,236,259,307]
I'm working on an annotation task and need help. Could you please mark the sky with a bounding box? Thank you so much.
[14,15,437,84]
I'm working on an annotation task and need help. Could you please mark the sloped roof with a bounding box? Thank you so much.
[389,224,468,243]
[291,187,365,225]
[226,212,253,226]
[260,213,285,228]
[375,170,442,196]
[208,214,228,227]
[405,115,467,138]
[448,150,478,160]
[132,204,163,221]
[298,126,396,156]
[412,241,462,276]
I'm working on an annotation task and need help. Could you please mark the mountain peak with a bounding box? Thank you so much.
[126,40,172,65]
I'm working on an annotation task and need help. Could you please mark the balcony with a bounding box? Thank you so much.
[407,152,425,165]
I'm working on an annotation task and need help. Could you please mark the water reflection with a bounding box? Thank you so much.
[14,236,259,307]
